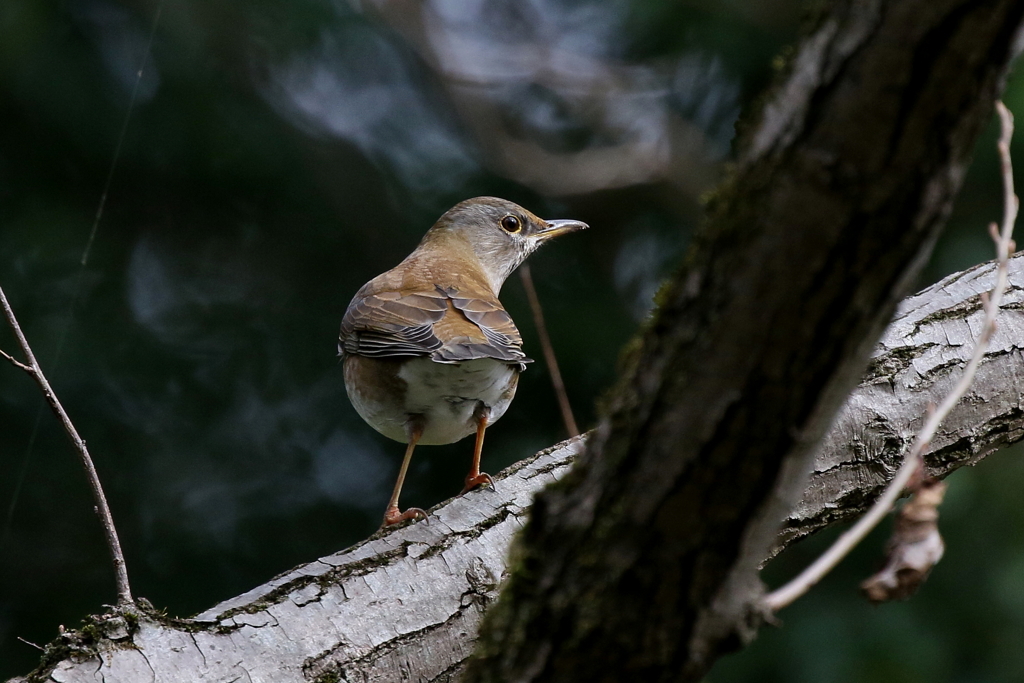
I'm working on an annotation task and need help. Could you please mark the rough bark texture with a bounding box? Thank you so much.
[11,253,1024,683]
[785,254,1024,546]
[462,1,1024,681]
[12,439,586,683]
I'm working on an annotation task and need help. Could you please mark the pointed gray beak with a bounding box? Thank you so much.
[535,219,589,241]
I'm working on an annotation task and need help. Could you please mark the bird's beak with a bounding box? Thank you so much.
[535,219,589,241]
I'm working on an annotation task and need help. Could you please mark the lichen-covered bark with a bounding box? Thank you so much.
[462,1,1024,681]
[9,253,1024,682]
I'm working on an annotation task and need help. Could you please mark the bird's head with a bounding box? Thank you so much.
[423,197,588,293]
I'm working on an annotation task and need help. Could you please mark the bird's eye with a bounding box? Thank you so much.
[500,215,522,233]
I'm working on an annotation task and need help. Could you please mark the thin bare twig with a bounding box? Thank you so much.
[0,287,134,605]
[764,100,1019,612]
[0,347,31,372]
[1,1,163,563]
[519,263,579,437]
[16,636,45,652]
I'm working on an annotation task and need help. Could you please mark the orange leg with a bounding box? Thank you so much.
[382,419,428,527]
[461,405,495,494]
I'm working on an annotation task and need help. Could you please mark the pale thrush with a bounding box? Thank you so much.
[339,197,587,526]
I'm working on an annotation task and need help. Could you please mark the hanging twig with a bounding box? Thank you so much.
[764,100,1019,613]
[0,286,134,605]
[519,263,579,437]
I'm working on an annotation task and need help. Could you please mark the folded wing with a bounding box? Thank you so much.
[339,290,447,357]
[339,286,531,369]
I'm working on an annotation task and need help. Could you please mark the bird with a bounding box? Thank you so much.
[339,197,588,527]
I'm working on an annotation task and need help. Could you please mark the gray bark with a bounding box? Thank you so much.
[785,254,1024,547]
[12,253,1024,683]
[17,440,585,683]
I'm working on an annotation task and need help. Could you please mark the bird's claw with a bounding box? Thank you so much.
[382,506,428,527]
[461,472,495,494]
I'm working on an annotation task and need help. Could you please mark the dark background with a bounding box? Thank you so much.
[1,0,1022,680]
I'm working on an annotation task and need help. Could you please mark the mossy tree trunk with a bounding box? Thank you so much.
[463,1,1024,681]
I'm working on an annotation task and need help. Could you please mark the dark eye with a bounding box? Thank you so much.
[500,215,522,233]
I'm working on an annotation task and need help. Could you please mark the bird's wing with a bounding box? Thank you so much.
[339,290,448,358]
[340,286,532,368]
[434,290,532,368]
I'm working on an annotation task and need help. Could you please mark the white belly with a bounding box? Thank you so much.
[399,358,517,445]
[346,357,519,446]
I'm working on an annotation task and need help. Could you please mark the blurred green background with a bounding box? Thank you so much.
[0,0,1021,679]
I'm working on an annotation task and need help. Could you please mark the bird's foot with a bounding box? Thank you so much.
[461,472,495,494]
[382,505,427,527]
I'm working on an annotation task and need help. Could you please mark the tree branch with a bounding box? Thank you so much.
[13,251,1024,682]
[764,100,1019,611]
[519,264,579,438]
[0,287,133,606]
[785,254,1024,546]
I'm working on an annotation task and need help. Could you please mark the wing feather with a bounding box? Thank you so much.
[440,294,531,368]
[339,290,447,358]
[339,285,531,369]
